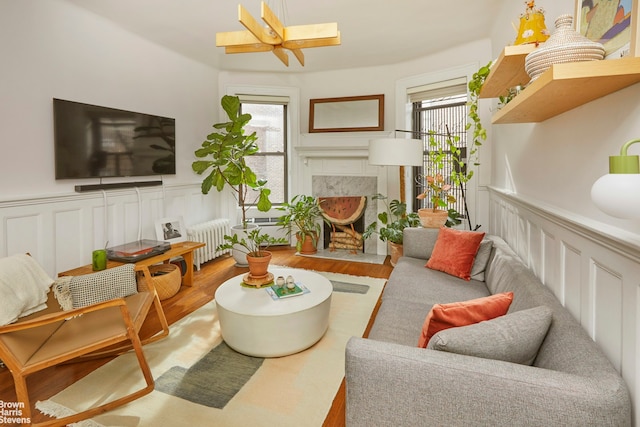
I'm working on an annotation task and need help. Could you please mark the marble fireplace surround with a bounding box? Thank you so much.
[296,140,391,257]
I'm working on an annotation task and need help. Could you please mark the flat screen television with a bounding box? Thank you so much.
[53,98,176,179]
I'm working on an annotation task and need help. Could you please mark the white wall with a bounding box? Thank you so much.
[219,38,494,230]
[490,0,640,235]
[489,1,640,422]
[0,0,218,196]
[0,0,221,274]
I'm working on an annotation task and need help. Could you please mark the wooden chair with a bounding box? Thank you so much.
[0,259,170,427]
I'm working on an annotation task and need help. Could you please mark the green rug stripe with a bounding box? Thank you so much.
[155,341,264,409]
[331,280,369,294]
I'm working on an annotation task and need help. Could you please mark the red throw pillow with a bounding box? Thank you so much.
[425,227,486,280]
[417,292,514,348]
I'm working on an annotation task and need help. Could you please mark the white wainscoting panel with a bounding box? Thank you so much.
[54,208,85,274]
[6,214,43,261]
[0,183,216,277]
[489,187,640,424]
[562,242,582,324]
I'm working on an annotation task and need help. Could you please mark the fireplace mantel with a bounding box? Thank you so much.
[295,131,392,163]
[295,145,369,162]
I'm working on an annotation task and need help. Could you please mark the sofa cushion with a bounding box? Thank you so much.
[418,291,513,348]
[470,239,493,281]
[53,264,138,310]
[382,257,491,305]
[425,227,485,280]
[427,305,552,365]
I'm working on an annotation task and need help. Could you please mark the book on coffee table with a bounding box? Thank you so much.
[265,283,310,300]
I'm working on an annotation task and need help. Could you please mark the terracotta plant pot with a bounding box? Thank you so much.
[297,232,318,254]
[246,251,272,278]
[418,208,448,228]
[388,241,403,267]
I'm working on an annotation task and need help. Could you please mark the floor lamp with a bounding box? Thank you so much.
[368,138,424,203]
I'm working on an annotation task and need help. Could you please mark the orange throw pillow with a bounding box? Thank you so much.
[417,292,514,348]
[425,227,485,280]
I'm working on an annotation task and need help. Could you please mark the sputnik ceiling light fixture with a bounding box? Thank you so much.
[591,138,640,218]
[215,1,341,67]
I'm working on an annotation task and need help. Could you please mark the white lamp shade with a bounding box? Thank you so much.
[368,138,423,166]
[591,173,640,218]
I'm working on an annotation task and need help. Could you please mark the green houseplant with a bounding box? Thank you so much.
[466,60,491,166]
[416,132,460,228]
[192,95,275,265]
[417,58,490,232]
[276,195,328,254]
[363,194,421,266]
[216,228,287,278]
[192,95,273,224]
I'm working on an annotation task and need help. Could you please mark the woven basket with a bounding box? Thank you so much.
[139,263,181,300]
[525,14,604,81]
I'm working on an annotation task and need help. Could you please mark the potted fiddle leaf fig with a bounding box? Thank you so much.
[363,194,421,266]
[192,95,275,265]
[192,95,273,224]
[277,195,328,254]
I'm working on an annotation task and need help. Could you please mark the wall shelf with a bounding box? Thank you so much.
[479,44,535,98]
[480,44,640,123]
[491,57,640,123]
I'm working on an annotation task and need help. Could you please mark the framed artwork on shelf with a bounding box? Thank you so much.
[575,0,640,58]
[155,216,186,243]
[309,94,384,133]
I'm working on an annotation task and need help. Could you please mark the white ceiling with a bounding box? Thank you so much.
[64,0,504,73]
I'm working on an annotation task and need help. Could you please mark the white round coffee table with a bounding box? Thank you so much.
[214,267,333,357]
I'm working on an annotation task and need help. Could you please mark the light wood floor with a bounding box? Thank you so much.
[0,246,393,426]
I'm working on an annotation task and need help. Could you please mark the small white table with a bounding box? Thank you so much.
[214,267,333,357]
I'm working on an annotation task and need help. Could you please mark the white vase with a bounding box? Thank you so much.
[231,223,258,267]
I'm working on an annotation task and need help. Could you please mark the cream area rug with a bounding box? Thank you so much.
[36,270,385,427]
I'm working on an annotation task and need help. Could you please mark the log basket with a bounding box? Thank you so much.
[138,263,182,300]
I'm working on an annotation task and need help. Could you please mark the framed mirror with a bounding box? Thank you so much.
[309,94,384,133]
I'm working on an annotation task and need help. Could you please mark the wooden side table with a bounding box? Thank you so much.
[59,241,206,287]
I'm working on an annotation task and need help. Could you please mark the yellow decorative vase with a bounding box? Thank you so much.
[418,209,448,228]
[514,1,550,45]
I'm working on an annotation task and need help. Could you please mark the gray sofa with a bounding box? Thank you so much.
[345,227,631,426]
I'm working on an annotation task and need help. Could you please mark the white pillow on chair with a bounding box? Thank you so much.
[0,254,54,325]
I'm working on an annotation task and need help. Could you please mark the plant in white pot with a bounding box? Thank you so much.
[276,195,328,254]
[192,95,274,266]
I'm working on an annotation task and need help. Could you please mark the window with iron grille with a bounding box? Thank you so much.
[411,92,468,218]
[239,99,288,205]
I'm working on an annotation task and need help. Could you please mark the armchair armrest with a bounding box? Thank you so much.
[345,337,631,427]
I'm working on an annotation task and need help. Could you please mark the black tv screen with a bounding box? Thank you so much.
[53,98,176,179]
